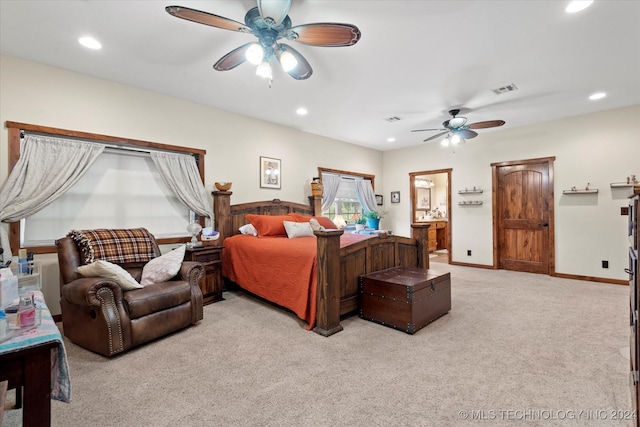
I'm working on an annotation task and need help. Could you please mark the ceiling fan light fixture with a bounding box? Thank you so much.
[414,109,504,144]
[449,117,467,128]
[257,0,292,25]
[245,43,264,65]
[256,60,273,79]
[278,49,298,72]
[166,3,359,81]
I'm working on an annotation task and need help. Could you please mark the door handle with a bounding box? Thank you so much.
[540,223,549,227]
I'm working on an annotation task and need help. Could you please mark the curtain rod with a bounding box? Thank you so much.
[321,172,369,181]
[21,131,194,157]
[9,121,206,156]
[103,144,152,156]
[102,144,196,158]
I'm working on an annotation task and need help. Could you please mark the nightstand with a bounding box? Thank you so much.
[184,245,223,304]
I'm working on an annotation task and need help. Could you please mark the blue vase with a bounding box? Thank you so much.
[367,218,380,230]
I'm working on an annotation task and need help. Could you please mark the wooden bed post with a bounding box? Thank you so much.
[410,223,431,269]
[314,229,344,336]
[212,191,232,240]
[308,196,322,216]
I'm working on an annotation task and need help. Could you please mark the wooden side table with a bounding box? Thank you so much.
[0,291,71,426]
[184,245,224,304]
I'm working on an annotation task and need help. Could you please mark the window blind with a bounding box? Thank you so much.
[22,148,191,247]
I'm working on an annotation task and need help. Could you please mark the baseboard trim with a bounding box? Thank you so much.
[449,261,494,269]
[552,272,627,286]
[448,262,628,285]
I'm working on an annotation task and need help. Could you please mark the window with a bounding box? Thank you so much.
[21,148,192,247]
[318,167,376,227]
[324,178,363,225]
[5,121,206,253]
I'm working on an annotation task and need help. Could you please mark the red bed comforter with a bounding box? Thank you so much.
[222,233,375,330]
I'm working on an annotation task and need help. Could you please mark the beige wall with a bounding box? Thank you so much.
[383,104,640,281]
[2,54,637,313]
[0,55,382,313]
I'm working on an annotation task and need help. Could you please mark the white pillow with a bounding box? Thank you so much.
[78,260,142,291]
[283,221,315,238]
[309,218,325,231]
[239,223,258,236]
[140,244,186,286]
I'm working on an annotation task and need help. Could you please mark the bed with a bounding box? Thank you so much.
[213,191,431,336]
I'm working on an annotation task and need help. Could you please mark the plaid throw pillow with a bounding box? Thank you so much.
[68,228,157,264]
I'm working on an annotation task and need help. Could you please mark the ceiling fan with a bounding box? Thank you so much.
[412,109,505,145]
[165,0,361,81]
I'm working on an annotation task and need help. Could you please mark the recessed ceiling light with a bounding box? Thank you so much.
[296,107,308,116]
[79,36,102,50]
[387,137,396,143]
[589,92,606,100]
[566,1,593,13]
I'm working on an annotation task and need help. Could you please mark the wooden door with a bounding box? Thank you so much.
[493,158,554,274]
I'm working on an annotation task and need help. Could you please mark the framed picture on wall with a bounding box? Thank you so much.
[260,156,281,189]
[391,191,400,203]
[375,194,383,205]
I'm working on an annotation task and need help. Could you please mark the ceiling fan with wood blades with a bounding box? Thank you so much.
[165,0,361,81]
[412,109,505,145]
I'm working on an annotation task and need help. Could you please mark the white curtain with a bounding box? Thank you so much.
[150,152,213,226]
[320,173,341,212]
[0,135,105,258]
[355,179,378,213]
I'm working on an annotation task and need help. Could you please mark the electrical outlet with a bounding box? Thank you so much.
[467,250,472,256]
[602,260,609,269]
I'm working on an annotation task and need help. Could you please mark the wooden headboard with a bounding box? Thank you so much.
[212,191,322,240]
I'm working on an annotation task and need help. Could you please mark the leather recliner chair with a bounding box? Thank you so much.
[56,230,204,357]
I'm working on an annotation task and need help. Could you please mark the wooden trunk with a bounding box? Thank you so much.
[359,266,451,334]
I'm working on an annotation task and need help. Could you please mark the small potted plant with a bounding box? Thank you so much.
[363,210,386,230]
[355,218,366,232]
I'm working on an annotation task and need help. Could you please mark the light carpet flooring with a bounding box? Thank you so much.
[3,264,633,426]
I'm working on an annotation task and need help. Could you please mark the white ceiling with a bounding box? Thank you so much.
[1,1,639,151]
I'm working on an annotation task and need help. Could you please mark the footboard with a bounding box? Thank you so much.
[313,225,430,336]
[338,233,427,315]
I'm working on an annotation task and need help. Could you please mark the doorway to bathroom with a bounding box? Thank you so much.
[409,169,452,264]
